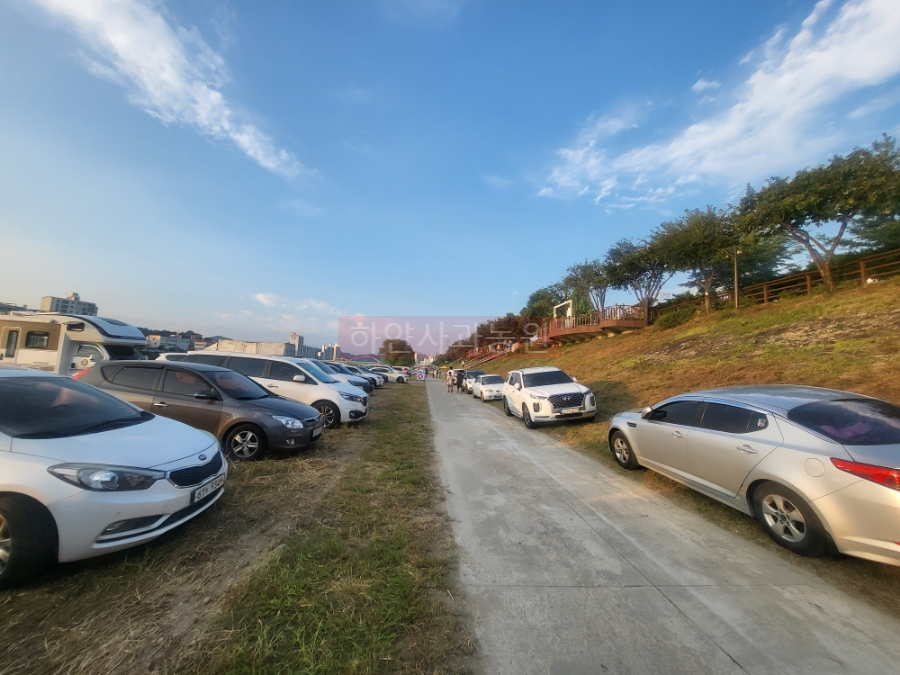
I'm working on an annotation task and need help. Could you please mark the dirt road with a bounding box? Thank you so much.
[427,379,900,675]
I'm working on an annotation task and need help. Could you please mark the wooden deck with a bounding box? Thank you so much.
[542,305,648,344]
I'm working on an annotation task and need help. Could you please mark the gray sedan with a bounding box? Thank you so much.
[608,385,900,566]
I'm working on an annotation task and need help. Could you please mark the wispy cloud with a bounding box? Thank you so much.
[33,0,305,178]
[691,78,721,92]
[252,293,278,307]
[542,0,900,204]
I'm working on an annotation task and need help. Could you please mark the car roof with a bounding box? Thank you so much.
[517,366,561,374]
[103,360,233,373]
[0,365,61,378]
[672,385,871,414]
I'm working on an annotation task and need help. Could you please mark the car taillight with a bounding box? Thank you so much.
[831,458,900,491]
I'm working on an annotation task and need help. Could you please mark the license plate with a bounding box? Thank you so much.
[313,427,322,437]
[561,407,580,414]
[192,474,225,503]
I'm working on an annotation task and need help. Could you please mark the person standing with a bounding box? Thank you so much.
[446,369,453,392]
[455,369,465,394]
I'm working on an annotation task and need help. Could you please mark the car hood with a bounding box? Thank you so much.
[237,395,320,419]
[9,415,218,467]
[334,381,369,398]
[526,383,590,398]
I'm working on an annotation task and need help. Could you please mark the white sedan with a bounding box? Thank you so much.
[472,374,505,401]
[367,366,407,383]
[0,367,227,587]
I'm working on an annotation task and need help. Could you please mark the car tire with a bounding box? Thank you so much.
[503,397,514,416]
[523,405,536,429]
[225,424,268,461]
[609,431,640,470]
[314,401,341,429]
[397,377,406,384]
[0,495,57,589]
[752,482,826,557]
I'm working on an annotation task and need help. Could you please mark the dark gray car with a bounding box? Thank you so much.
[78,361,324,460]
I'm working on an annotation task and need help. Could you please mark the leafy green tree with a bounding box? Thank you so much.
[653,208,736,313]
[848,214,900,251]
[738,136,900,291]
[519,284,565,317]
[379,339,415,366]
[562,260,609,314]
[604,238,673,323]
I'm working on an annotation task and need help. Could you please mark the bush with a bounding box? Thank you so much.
[655,306,698,329]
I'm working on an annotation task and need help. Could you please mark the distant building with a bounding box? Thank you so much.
[147,335,192,351]
[0,302,28,315]
[205,339,296,356]
[320,343,341,360]
[41,292,97,316]
[192,339,214,350]
[290,332,320,359]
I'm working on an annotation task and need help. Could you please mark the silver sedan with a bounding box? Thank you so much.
[608,385,900,566]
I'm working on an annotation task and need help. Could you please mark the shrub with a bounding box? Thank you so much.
[655,306,698,329]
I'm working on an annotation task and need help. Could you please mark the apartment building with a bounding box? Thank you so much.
[40,292,97,316]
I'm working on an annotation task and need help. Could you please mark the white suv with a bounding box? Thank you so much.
[502,366,596,428]
[161,353,367,428]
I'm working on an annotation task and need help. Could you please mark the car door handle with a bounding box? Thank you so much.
[268,384,278,388]
[672,431,684,439]
[153,402,169,408]
[737,444,758,454]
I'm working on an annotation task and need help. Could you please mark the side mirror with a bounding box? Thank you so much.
[515,382,522,390]
[194,389,218,400]
[640,406,653,419]
[572,376,578,383]
[89,354,99,363]
[293,374,306,383]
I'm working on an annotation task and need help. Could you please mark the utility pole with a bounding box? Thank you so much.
[733,249,742,309]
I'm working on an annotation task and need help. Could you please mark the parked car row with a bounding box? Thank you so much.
[0,357,413,587]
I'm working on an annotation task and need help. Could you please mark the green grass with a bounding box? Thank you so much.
[199,384,471,675]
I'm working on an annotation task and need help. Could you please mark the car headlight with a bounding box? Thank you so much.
[48,464,166,491]
[588,395,596,406]
[272,415,304,429]
[529,394,547,400]
[340,392,365,403]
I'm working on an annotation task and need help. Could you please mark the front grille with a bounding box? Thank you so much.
[548,392,585,409]
[362,396,368,406]
[168,452,223,487]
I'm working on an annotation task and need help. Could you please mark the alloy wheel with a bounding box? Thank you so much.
[0,513,10,574]
[231,430,260,460]
[318,404,336,427]
[613,436,630,465]
[761,494,807,543]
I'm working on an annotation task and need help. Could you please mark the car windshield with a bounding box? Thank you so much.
[329,363,351,374]
[522,370,573,388]
[481,375,504,385]
[466,371,484,379]
[207,371,270,400]
[106,345,143,360]
[788,398,900,445]
[299,360,339,384]
[0,376,151,439]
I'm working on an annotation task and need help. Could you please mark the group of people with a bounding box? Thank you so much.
[446,368,465,393]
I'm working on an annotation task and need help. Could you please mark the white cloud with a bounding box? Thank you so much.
[543,0,900,203]
[483,174,513,188]
[32,0,305,178]
[691,79,721,92]
[296,298,344,315]
[252,293,278,307]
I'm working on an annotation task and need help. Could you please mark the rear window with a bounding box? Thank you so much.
[227,357,267,377]
[788,399,900,445]
[0,376,149,438]
[112,366,161,391]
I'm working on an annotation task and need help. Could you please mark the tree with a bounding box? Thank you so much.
[604,238,673,322]
[653,208,736,313]
[379,339,415,366]
[738,136,900,291]
[562,260,609,314]
[519,285,565,317]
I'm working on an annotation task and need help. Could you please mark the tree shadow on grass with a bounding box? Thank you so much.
[584,380,640,418]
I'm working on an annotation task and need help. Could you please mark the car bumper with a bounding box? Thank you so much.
[50,464,227,563]
[814,480,900,566]
[482,391,503,400]
[268,423,324,450]
[530,401,597,424]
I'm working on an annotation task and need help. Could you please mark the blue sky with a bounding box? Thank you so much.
[2,0,900,347]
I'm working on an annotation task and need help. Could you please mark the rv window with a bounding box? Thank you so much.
[24,331,50,349]
[4,331,18,358]
[106,345,142,361]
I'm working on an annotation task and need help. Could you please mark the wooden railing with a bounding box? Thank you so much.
[657,247,900,315]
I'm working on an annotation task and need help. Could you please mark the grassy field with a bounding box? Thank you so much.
[1,384,472,675]
[475,278,900,618]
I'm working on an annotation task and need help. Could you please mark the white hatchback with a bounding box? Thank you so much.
[0,367,226,587]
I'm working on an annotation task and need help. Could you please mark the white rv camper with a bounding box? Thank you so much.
[0,313,147,376]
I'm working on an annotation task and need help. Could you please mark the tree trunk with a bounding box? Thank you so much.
[701,272,715,314]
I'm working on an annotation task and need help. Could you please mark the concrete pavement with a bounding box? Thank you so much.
[426,379,900,675]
